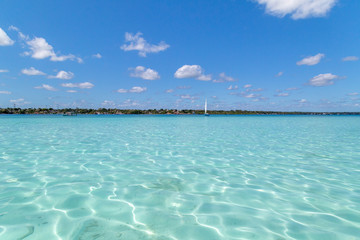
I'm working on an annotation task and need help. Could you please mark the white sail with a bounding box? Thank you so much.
[205,98,207,114]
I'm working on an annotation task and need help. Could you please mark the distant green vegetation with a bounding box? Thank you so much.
[0,108,359,115]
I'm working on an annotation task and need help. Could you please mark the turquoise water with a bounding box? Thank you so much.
[0,115,360,240]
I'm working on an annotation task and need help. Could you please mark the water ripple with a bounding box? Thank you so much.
[0,115,359,239]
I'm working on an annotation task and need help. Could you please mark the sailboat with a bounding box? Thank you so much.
[204,98,210,116]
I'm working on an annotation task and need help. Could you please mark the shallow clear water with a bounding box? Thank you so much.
[0,115,360,240]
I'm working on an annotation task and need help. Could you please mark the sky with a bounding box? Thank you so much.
[0,0,359,111]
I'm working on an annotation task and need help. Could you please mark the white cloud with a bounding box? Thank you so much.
[21,67,46,76]
[249,88,264,92]
[119,99,140,107]
[181,94,191,99]
[93,53,102,59]
[0,69,9,73]
[61,82,94,89]
[121,32,169,57]
[213,72,236,83]
[117,88,128,93]
[227,85,238,90]
[0,28,14,46]
[244,84,252,88]
[25,37,77,62]
[129,66,160,80]
[10,98,30,105]
[180,94,198,100]
[117,86,147,93]
[197,74,212,81]
[276,71,283,77]
[244,93,259,98]
[297,53,324,66]
[34,84,57,91]
[101,100,116,107]
[129,86,147,93]
[174,65,211,81]
[8,25,29,41]
[165,89,174,93]
[49,70,74,80]
[254,0,337,19]
[0,90,11,94]
[174,65,202,78]
[8,25,19,31]
[342,56,358,62]
[308,73,339,86]
[299,99,307,103]
[66,90,77,93]
[275,92,289,97]
[10,98,24,103]
[348,92,359,96]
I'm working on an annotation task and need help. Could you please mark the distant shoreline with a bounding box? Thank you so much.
[1,108,359,115]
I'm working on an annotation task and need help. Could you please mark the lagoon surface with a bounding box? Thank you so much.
[0,115,360,239]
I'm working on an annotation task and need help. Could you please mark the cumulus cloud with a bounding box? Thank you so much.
[276,71,283,77]
[24,37,78,62]
[49,70,74,80]
[66,90,77,93]
[117,86,147,93]
[244,84,252,88]
[10,98,24,103]
[275,92,289,97]
[8,25,19,31]
[244,93,260,98]
[213,72,236,83]
[61,82,94,89]
[121,32,169,57]
[254,0,337,19]
[297,53,324,66]
[117,89,128,93]
[0,90,11,94]
[0,69,9,73]
[174,65,211,81]
[197,74,212,81]
[8,25,29,41]
[308,73,340,86]
[180,94,198,100]
[129,86,147,93]
[249,88,264,92]
[34,84,57,91]
[129,66,160,80]
[92,53,102,59]
[21,67,46,76]
[227,85,238,90]
[342,56,358,62]
[299,99,307,103]
[10,98,30,105]
[119,99,141,107]
[0,27,14,46]
[175,65,202,78]
[101,100,116,107]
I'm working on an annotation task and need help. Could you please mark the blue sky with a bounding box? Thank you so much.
[0,0,359,111]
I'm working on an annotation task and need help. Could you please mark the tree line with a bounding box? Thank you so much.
[0,108,359,115]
